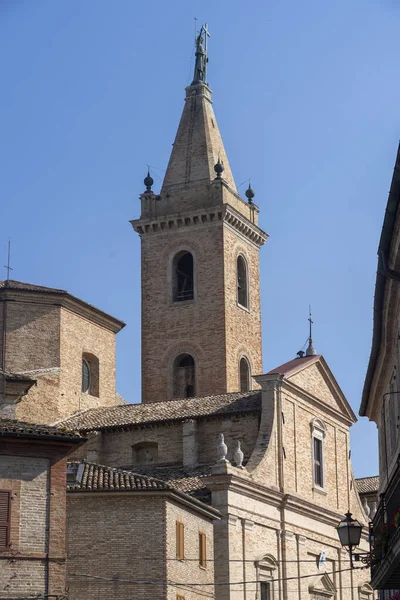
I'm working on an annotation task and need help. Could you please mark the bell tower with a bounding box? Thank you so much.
[131,26,268,403]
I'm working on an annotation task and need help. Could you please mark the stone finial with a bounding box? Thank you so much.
[217,433,229,463]
[233,440,244,469]
[214,159,224,180]
[362,497,370,518]
[144,170,154,193]
[245,183,255,205]
[369,501,377,519]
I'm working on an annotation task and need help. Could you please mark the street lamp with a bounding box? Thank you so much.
[336,512,363,568]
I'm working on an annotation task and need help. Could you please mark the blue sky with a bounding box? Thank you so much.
[1,0,399,478]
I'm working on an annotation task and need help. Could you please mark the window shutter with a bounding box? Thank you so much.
[0,491,10,550]
[176,522,184,560]
[199,532,207,568]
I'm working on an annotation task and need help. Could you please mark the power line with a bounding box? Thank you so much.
[69,565,367,588]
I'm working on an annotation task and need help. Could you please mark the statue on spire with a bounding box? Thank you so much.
[192,24,210,85]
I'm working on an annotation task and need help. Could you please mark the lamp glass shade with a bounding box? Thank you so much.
[336,513,362,548]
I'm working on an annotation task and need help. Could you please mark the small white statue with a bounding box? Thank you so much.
[217,433,229,463]
[233,441,244,469]
[369,501,377,519]
[362,497,370,518]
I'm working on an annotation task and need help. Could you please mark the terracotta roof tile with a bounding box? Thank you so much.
[266,355,320,377]
[57,390,261,432]
[131,464,213,502]
[0,280,66,293]
[67,461,170,492]
[0,418,83,442]
[355,476,379,494]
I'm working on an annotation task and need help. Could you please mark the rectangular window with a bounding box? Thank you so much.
[176,595,185,600]
[0,491,11,550]
[261,582,271,600]
[313,437,324,487]
[199,532,206,568]
[176,521,184,560]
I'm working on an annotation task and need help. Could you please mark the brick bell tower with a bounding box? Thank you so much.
[131,26,268,403]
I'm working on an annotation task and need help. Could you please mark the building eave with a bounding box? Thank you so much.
[361,142,400,418]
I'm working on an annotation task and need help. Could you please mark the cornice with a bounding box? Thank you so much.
[0,288,125,333]
[131,204,267,248]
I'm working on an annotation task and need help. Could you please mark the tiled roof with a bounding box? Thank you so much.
[0,280,66,293]
[57,390,261,432]
[0,419,83,442]
[355,476,379,494]
[132,464,213,502]
[266,355,320,377]
[67,461,170,492]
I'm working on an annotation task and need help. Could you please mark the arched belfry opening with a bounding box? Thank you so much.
[173,354,196,399]
[239,357,251,392]
[237,255,249,309]
[173,251,194,302]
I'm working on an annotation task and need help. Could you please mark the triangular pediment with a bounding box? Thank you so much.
[309,573,337,597]
[285,356,356,424]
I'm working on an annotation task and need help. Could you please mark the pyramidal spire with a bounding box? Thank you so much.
[161,25,237,194]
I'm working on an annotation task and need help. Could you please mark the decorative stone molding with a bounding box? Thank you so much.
[131,204,267,248]
[244,519,254,531]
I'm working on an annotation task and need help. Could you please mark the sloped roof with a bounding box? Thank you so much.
[131,464,213,502]
[67,461,169,492]
[266,355,320,377]
[361,143,400,417]
[67,461,220,517]
[0,419,83,442]
[57,390,261,432]
[355,476,379,494]
[0,280,66,293]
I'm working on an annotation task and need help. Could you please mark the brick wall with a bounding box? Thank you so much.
[0,443,71,599]
[59,307,118,418]
[0,293,119,423]
[166,500,215,600]
[140,223,227,403]
[222,225,263,392]
[67,493,215,600]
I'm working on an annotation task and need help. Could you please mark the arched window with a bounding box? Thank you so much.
[237,255,248,309]
[173,353,196,398]
[82,359,91,393]
[82,353,100,397]
[173,251,194,302]
[239,357,251,392]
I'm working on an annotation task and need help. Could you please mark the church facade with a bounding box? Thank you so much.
[0,27,376,600]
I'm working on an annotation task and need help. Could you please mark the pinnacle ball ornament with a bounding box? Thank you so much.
[144,170,154,193]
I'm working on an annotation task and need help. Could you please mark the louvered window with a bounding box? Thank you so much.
[176,521,184,560]
[0,491,11,550]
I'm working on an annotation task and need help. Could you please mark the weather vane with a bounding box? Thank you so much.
[4,239,12,280]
